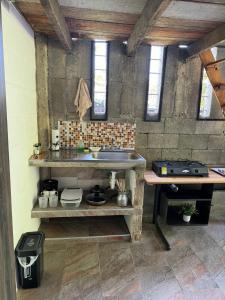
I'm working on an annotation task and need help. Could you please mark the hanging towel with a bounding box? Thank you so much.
[74,78,92,121]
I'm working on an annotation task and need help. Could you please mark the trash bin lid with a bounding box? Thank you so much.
[15,231,45,257]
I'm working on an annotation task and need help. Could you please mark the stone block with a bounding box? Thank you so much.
[161,46,179,118]
[135,148,162,168]
[48,39,66,79]
[162,149,192,160]
[179,134,208,150]
[49,78,66,124]
[108,81,122,118]
[108,41,124,82]
[195,121,225,135]
[66,40,91,80]
[135,133,148,148]
[165,118,196,134]
[192,150,222,164]
[134,44,149,85]
[174,56,201,118]
[134,82,148,119]
[120,84,135,116]
[219,151,225,164]
[122,55,136,84]
[208,135,225,150]
[136,119,165,134]
[148,134,179,149]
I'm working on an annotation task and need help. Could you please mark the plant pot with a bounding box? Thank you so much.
[33,145,41,155]
[183,214,191,222]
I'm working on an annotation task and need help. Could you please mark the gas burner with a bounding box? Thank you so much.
[152,160,208,177]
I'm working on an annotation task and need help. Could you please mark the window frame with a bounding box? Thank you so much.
[144,46,167,122]
[197,46,225,121]
[90,41,109,121]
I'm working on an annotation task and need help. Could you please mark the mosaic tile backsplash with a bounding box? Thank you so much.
[58,121,136,149]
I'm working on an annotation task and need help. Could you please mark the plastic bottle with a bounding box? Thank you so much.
[77,139,84,152]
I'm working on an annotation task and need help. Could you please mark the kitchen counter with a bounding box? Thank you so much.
[29,149,146,242]
[144,170,225,185]
[29,150,146,169]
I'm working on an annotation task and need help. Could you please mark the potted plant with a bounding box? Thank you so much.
[33,143,41,155]
[180,203,198,223]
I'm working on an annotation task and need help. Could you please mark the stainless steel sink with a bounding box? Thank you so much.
[91,151,139,160]
[45,150,144,165]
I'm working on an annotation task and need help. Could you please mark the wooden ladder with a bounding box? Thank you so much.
[199,49,225,116]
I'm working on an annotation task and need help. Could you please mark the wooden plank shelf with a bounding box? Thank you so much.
[31,200,136,218]
[166,206,209,226]
[39,216,131,244]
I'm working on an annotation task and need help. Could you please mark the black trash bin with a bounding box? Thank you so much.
[15,231,45,289]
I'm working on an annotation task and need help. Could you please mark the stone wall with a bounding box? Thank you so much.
[36,37,225,219]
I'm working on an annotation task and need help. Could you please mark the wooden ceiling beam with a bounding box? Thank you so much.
[40,0,71,50]
[187,22,225,58]
[127,0,172,56]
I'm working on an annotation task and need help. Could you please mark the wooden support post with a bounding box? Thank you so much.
[200,49,225,115]
[35,34,50,151]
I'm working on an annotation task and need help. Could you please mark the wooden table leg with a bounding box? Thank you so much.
[153,184,171,250]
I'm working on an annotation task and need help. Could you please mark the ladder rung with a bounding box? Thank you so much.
[206,57,225,67]
[214,84,225,91]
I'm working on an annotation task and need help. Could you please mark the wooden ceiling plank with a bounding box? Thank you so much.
[155,17,221,31]
[127,0,172,56]
[66,18,133,35]
[15,1,46,16]
[187,22,225,58]
[71,32,129,41]
[40,0,71,50]
[62,7,139,25]
[149,27,206,39]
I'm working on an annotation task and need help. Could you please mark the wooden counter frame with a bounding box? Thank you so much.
[31,165,146,243]
[145,170,225,250]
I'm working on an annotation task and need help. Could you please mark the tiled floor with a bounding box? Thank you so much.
[17,193,225,300]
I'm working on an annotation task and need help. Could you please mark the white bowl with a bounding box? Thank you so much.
[89,146,101,152]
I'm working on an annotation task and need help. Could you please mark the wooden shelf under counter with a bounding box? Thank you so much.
[31,199,138,218]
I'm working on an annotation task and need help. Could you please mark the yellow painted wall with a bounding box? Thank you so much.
[2,2,40,246]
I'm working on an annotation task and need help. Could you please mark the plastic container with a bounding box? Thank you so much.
[60,199,81,208]
[49,194,58,208]
[38,196,48,208]
[15,231,45,289]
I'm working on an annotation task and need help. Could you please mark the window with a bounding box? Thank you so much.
[91,41,109,120]
[145,46,166,121]
[198,47,218,119]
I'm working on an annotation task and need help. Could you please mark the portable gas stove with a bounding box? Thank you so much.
[152,160,209,177]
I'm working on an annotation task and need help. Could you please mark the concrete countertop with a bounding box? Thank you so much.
[29,150,146,169]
